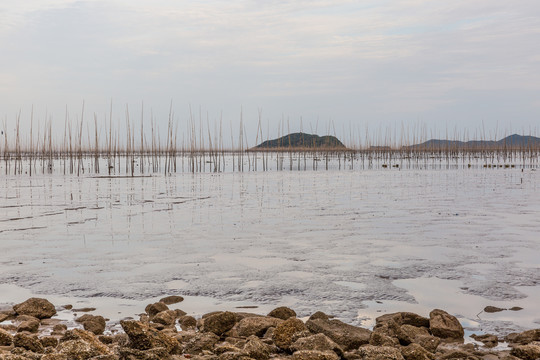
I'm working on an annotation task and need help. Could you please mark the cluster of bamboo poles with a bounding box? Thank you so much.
[1,105,539,176]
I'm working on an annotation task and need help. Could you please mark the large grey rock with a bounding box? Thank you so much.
[428,309,464,340]
[306,318,371,351]
[13,298,56,319]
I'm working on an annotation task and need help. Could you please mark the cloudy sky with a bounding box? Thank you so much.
[1,0,539,143]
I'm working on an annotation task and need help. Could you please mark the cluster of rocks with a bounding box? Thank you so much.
[1,297,539,360]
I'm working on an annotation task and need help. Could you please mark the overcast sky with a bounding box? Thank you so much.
[1,0,540,143]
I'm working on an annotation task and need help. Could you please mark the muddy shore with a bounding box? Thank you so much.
[1,297,539,360]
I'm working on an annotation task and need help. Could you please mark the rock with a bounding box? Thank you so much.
[376,313,430,328]
[218,352,253,360]
[159,295,184,305]
[509,307,524,311]
[428,309,464,340]
[76,314,106,335]
[40,336,59,348]
[306,318,371,351]
[12,298,56,319]
[291,333,343,357]
[369,331,399,347]
[144,302,169,318]
[120,320,179,353]
[118,346,171,360]
[373,319,411,345]
[506,330,540,345]
[484,306,505,313]
[72,307,96,313]
[182,332,220,355]
[179,315,198,330]
[273,318,307,350]
[345,345,404,360]
[60,329,112,354]
[268,307,297,320]
[202,312,237,336]
[309,312,330,321]
[152,310,177,326]
[57,338,112,360]
[437,350,478,360]
[471,334,498,348]
[215,343,243,355]
[0,312,10,323]
[234,317,283,338]
[41,354,69,360]
[243,335,272,360]
[0,328,13,346]
[401,343,434,360]
[414,335,440,353]
[510,344,540,360]
[13,333,44,353]
[292,350,339,360]
[175,309,187,317]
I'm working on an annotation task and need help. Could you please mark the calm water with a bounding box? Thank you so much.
[1,159,539,336]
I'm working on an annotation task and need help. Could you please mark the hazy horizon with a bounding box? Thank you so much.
[1,1,540,141]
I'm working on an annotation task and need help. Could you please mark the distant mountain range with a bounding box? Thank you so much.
[406,134,540,149]
[253,132,346,150]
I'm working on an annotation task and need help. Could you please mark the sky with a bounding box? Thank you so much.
[1,0,540,145]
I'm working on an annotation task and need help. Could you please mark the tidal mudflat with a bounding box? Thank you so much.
[1,162,539,338]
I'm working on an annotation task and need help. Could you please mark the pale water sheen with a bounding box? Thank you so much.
[1,167,539,335]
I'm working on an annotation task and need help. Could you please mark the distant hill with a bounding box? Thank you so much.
[406,134,540,149]
[253,133,346,150]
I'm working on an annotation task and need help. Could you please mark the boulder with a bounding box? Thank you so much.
[376,313,430,328]
[267,307,297,320]
[292,350,340,360]
[0,328,14,346]
[120,320,179,352]
[145,302,169,318]
[13,298,56,319]
[214,343,243,355]
[202,312,237,336]
[506,329,540,345]
[291,333,343,357]
[159,295,184,305]
[179,315,198,330]
[400,343,434,360]
[471,334,498,348]
[182,332,220,355]
[13,333,44,353]
[344,345,404,360]
[306,318,371,351]
[219,352,254,360]
[414,335,440,353]
[40,336,59,348]
[428,309,464,340]
[234,317,283,338]
[75,314,106,335]
[369,331,399,347]
[272,318,307,350]
[118,346,172,360]
[152,310,177,326]
[57,339,112,360]
[17,318,40,333]
[243,335,272,360]
[309,312,330,321]
[41,354,69,360]
[510,343,540,360]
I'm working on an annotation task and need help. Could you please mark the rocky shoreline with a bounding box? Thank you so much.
[1,297,539,360]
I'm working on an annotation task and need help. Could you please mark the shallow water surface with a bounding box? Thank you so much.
[1,167,539,335]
